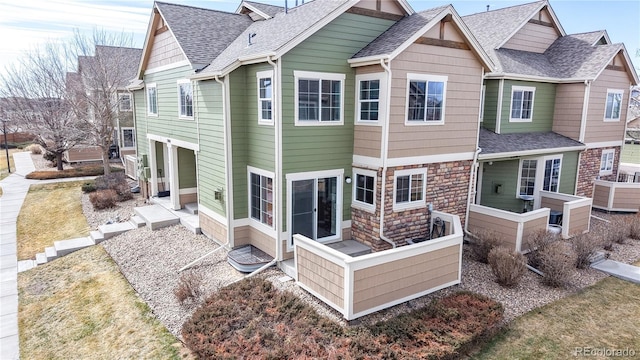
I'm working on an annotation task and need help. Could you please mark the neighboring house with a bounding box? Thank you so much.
[65,45,143,164]
[462,1,639,212]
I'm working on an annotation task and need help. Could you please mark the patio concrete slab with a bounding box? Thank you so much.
[54,237,95,256]
[134,205,180,230]
[327,240,372,257]
[591,260,640,284]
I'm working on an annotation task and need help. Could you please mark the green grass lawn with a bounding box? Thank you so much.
[475,262,640,359]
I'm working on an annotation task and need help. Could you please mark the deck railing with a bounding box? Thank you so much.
[539,191,592,238]
[294,211,463,321]
[592,180,640,212]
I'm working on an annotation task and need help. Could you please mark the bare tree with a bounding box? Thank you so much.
[0,42,84,170]
[66,29,141,175]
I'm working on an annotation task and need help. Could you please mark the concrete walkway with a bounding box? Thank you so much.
[1,152,36,360]
[591,259,640,284]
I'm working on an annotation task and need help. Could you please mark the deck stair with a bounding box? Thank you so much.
[184,203,198,215]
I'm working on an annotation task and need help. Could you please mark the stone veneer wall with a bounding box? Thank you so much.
[351,161,471,252]
[576,146,620,198]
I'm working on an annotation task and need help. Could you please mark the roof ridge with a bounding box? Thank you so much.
[417,4,450,14]
[568,30,605,36]
[464,0,544,17]
[95,45,141,51]
[155,1,244,16]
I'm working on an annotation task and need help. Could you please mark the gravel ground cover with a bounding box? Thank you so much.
[88,193,640,336]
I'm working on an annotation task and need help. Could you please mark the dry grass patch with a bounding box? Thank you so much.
[476,262,640,359]
[26,165,123,180]
[0,148,19,181]
[17,181,90,259]
[18,245,183,359]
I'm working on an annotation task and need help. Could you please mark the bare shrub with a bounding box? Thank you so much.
[95,173,132,202]
[572,233,600,269]
[629,214,640,240]
[25,143,43,154]
[89,189,117,210]
[608,217,630,244]
[539,242,575,288]
[469,229,503,263]
[174,271,204,304]
[526,229,559,269]
[488,247,526,287]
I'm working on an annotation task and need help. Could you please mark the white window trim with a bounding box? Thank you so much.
[352,168,376,213]
[392,168,427,211]
[118,93,132,112]
[177,79,194,120]
[509,86,536,123]
[247,166,275,230]
[479,84,486,122]
[294,70,345,126]
[603,89,624,122]
[121,127,136,149]
[146,83,158,117]
[405,73,448,126]
[355,73,385,125]
[599,149,615,175]
[256,70,274,125]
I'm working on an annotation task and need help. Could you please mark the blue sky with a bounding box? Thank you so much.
[0,0,638,75]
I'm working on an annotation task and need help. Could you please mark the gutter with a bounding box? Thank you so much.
[378,59,396,249]
[215,75,234,248]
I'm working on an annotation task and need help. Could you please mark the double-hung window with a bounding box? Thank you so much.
[393,169,426,211]
[542,157,561,192]
[249,168,274,227]
[519,159,537,196]
[406,73,447,124]
[600,149,615,175]
[510,86,535,122]
[118,93,131,112]
[121,128,135,148]
[257,70,273,124]
[147,83,157,116]
[177,79,193,119]
[356,74,384,123]
[294,71,344,125]
[353,169,376,212]
[604,89,623,121]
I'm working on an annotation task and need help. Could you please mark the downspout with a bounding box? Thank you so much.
[215,75,234,248]
[379,58,396,249]
[464,147,482,236]
[267,56,282,262]
[575,80,591,195]
[194,80,201,206]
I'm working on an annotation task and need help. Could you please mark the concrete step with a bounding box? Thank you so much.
[17,260,36,273]
[35,253,47,265]
[45,246,58,262]
[184,203,198,215]
[98,222,136,240]
[90,231,105,244]
[180,216,201,235]
[134,205,180,230]
[129,215,146,228]
[54,237,95,257]
[589,251,607,265]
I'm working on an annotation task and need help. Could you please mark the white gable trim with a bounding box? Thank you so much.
[236,1,272,20]
[495,2,566,50]
[397,0,415,15]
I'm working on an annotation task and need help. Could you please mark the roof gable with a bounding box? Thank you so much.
[236,1,283,20]
[497,4,564,52]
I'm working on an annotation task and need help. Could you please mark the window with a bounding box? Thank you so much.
[257,71,273,124]
[600,149,615,175]
[121,128,135,148]
[604,89,623,121]
[542,157,561,192]
[510,86,535,122]
[393,169,426,210]
[356,74,384,123]
[147,83,157,116]
[294,71,345,125]
[118,93,131,111]
[519,159,537,196]
[406,73,447,124]
[353,169,376,211]
[250,170,273,227]
[177,80,193,118]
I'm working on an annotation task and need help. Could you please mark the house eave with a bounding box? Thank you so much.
[478,145,586,160]
[484,72,589,83]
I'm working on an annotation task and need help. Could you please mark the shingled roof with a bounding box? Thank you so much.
[478,128,584,158]
[155,2,253,67]
[352,5,448,59]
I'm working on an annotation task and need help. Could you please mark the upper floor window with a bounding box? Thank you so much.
[257,70,273,124]
[406,73,447,125]
[147,83,157,116]
[356,73,384,124]
[352,169,376,212]
[177,79,193,119]
[604,89,623,121]
[510,86,535,122]
[249,168,274,227]
[118,93,131,112]
[600,149,615,175]
[393,168,426,211]
[294,71,344,125]
[121,128,135,148]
